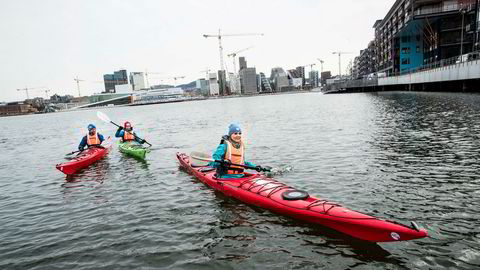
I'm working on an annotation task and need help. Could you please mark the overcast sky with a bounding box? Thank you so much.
[0,0,395,102]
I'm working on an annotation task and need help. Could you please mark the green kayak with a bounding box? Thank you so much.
[118,141,150,160]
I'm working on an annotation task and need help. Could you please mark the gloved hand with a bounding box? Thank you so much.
[255,165,263,172]
[117,126,124,131]
[140,139,146,144]
[222,160,232,166]
[262,166,272,172]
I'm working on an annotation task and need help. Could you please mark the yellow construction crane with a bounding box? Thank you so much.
[203,29,263,71]
[227,46,254,74]
[332,51,354,77]
[16,86,46,99]
[317,58,324,73]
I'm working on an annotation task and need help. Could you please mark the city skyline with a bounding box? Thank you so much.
[0,0,395,102]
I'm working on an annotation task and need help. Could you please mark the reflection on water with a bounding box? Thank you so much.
[1,92,480,269]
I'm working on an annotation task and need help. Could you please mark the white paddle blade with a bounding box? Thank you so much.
[190,151,213,167]
[96,111,110,123]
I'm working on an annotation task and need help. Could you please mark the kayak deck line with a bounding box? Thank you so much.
[223,175,348,216]
[176,152,428,242]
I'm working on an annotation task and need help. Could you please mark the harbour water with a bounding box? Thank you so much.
[1,92,479,269]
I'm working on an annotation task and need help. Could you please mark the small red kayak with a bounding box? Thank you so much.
[176,152,428,243]
[56,141,112,175]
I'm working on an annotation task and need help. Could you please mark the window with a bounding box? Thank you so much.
[402,58,411,65]
[416,46,421,53]
[401,47,411,54]
[402,35,411,42]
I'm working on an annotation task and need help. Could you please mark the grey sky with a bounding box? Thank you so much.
[0,0,395,102]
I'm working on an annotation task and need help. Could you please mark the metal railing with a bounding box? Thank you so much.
[388,50,480,77]
[413,2,475,16]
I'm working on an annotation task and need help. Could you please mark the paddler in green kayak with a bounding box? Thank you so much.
[78,124,106,151]
[115,121,146,144]
[208,123,266,178]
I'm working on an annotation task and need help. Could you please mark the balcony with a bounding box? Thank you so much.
[414,3,460,16]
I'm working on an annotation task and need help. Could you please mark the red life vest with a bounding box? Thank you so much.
[87,132,100,146]
[123,130,135,141]
[224,140,244,175]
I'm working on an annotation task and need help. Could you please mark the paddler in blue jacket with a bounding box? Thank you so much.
[208,123,263,178]
[78,124,105,151]
[115,121,146,144]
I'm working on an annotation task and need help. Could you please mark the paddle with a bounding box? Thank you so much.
[96,111,152,146]
[190,152,271,172]
[66,150,82,156]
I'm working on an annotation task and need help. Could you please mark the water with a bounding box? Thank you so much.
[1,92,480,269]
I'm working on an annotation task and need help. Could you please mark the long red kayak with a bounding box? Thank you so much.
[176,152,428,242]
[56,141,112,175]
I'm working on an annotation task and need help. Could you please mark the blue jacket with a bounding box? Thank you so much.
[78,133,105,151]
[115,129,144,144]
[208,141,256,179]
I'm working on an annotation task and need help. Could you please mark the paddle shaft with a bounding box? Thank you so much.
[66,150,82,156]
[192,156,268,171]
[110,120,152,146]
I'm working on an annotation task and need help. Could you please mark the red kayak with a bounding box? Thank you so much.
[56,141,112,175]
[176,152,428,242]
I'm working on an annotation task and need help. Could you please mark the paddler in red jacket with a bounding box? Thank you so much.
[209,123,266,178]
[115,121,146,144]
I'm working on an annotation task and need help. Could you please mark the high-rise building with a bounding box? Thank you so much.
[270,67,289,92]
[217,70,227,95]
[208,73,219,95]
[229,73,241,94]
[196,79,209,96]
[295,66,305,86]
[103,69,128,93]
[239,57,247,71]
[130,72,148,91]
[259,72,273,92]
[239,67,257,94]
[103,74,115,92]
[309,70,319,87]
[321,71,332,85]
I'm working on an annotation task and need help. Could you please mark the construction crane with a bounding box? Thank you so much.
[303,63,316,72]
[200,69,211,79]
[144,70,162,87]
[74,77,104,97]
[151,76,186,86]
[74,77,84,97]
[203,29,263,71]
[317,58,324,73]
[42,89,50,99]
[16,86,45,99]
[227,46,254,74]
[332,51,354,77]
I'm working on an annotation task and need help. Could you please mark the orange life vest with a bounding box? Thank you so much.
[224,140,244,175]
[87,132,100,146]
[123,130,135,141]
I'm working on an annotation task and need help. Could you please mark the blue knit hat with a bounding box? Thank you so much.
[228,123,242,136]
[87,124,96,131]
